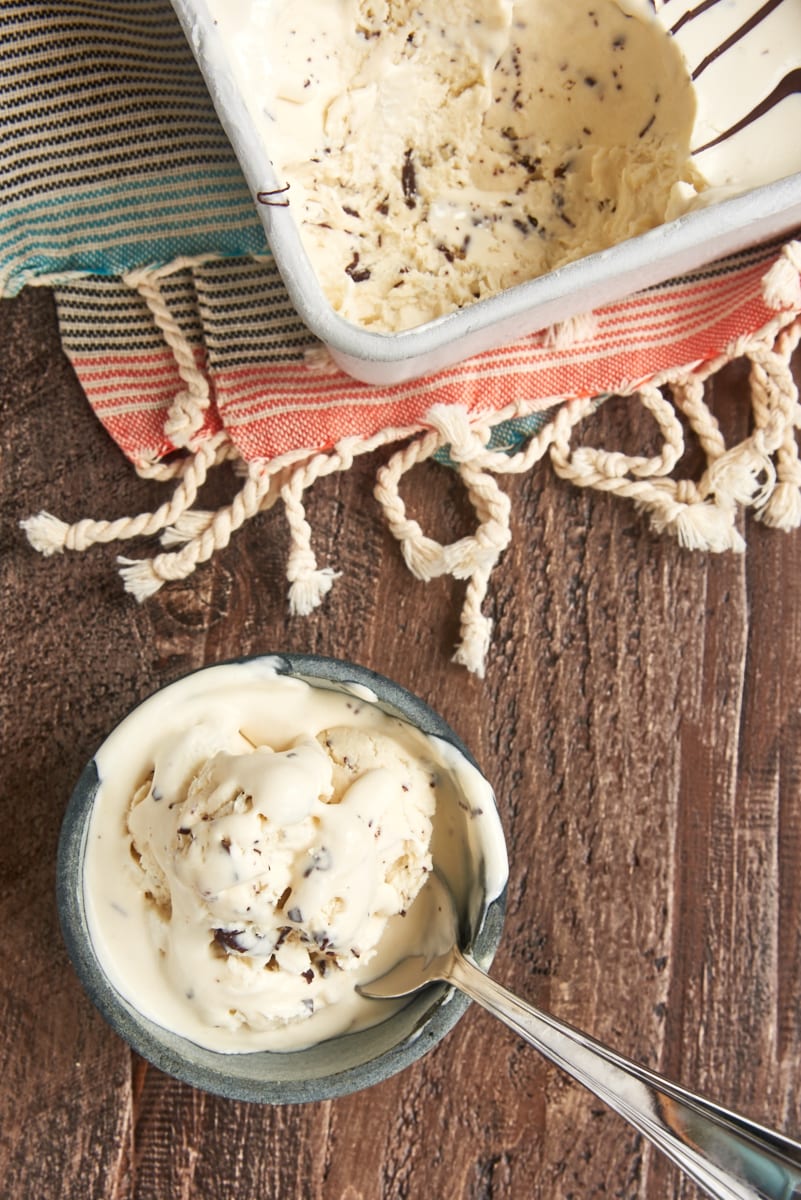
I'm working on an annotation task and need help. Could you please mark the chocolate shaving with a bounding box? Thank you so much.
[345,254,371,283]
[401,148,417,209]
[213,928,246,953]
[303,847,332,877]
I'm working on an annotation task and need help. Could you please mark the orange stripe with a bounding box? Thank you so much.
[66,243,794,465]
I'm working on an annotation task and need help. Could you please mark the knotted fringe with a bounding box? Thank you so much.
[124,257,219,452]
[21,254,801,676]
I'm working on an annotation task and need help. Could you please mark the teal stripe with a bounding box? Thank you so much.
[434,412,554,465]
[1,168,269,296]
[433,399,610,466]
[2,166,259,223]
[2,191,264,242]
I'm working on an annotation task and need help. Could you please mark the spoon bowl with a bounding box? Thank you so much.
[360,872,801,1200]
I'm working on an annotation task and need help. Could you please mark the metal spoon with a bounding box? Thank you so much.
[359,872,801,1200]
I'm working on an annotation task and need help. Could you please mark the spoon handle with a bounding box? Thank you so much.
[448,949,801,1200]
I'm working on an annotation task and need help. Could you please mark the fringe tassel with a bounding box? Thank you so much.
[762,241,801,312]
[20,287,801,675]
[123,257,218,452]
[281,471,340,617]
[20,433,230,557]
[117,466,281,599]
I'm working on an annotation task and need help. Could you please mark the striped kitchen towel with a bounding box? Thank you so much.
[6,0,801,673]
[25,238,801,673]
[0,0,267,295]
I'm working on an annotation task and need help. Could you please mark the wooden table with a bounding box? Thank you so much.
[2,287,800,1199]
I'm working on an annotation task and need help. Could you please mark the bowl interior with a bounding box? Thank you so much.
[57,654,508,1103]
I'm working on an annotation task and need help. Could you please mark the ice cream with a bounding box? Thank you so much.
[204,0,699,331]
[82,659,506,1053]
[657,0,801,199]
[127,724,435,1032]
[202,0,799,333]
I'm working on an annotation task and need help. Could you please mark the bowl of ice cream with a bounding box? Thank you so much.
[57,654,508,1102]
[169,0,801,383]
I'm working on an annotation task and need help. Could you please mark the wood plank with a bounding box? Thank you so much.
[2,287,799,1199]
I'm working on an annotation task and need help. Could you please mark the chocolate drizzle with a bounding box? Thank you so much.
[693,67,801,153]
[660,0,799,156]
[669,0,726,38]
[689,0,787,79]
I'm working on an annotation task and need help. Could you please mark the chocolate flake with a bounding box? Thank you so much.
[213,928,246,953]
[345,254,371,283]
[638,113,656,138]
[401,148,417,209]
[302,968,314,984]
[303,847,332,877]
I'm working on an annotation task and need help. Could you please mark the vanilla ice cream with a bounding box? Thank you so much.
[201,0,800,333]
[82,659,506,1052]
[206,0,700,331]
[663,0,801,200]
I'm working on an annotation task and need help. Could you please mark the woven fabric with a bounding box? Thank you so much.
[0,0,267,296]
[53,239,794,469]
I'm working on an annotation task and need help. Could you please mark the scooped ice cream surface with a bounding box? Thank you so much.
[83,660,506,1052]
[127,724,435,1030]
[209,0,702,330]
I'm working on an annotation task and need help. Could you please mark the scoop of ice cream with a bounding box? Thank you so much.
[126,720,434,1032]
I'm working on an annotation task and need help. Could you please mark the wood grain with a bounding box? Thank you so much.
[1,287,799,1199]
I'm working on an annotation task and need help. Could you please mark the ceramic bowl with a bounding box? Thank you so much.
[57,654,508,1103]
